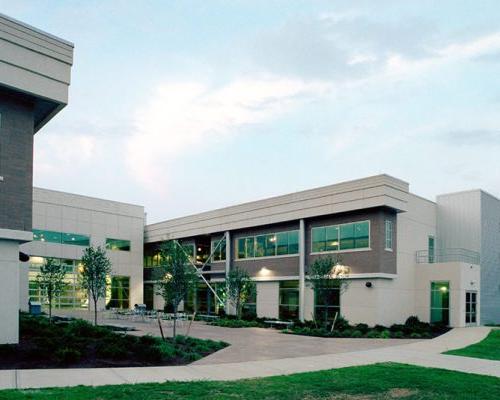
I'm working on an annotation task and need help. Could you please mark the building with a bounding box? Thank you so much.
[0,13,73,343]
[144,174,497,327]
[20,188,145,313]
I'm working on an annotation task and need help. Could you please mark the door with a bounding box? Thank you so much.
[465,291,478,325]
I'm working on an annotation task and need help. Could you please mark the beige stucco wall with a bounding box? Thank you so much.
[256,281,279,319]
[415,262,480,327]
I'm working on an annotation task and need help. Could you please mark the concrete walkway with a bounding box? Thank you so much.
[0,327,498,390]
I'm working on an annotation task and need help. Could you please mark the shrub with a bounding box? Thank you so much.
[366,330,380,338]
[156,343,176,359]
[55,347,81,364]
[354,323,369,334]
[96,343,128,360]
[379,330,391,339]
[391,331,404,339]
[374,324,388,332]
[405,316,421,329]
[0,344,16,357]
[183,352,202,362]
[350,330,363,338]
[340,329,353,338]
[410,332,422,339]
[334,316,351,331]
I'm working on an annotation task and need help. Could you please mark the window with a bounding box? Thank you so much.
[236,230,299,259]
[211,238,226,261]
[33,229,90,247]
[465,291,477,325]
[242,289,257,319]
[430,281,449,325]
[106,276,130,309]
[314,283,340,322]
[28,257,87,309]
[279,281,299,320]
[385,220,393,250]
[106,238,131,251]
[428,236,435,263]
[311,221,370,253]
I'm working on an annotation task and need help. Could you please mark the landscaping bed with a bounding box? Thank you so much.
[207,318,265,328]
[283,316,449,339]
[0,313,227,369]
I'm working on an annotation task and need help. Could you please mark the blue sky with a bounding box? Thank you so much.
[2,1,500,222]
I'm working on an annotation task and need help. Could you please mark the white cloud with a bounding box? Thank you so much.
[34,134,97,176]
[126,77,330,191]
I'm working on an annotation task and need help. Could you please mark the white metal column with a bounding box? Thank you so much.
[225,231,231,277]
[299,219,306,322]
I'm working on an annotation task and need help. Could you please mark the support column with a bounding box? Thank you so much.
[0,229,32,344]
[299,219,306,322]
[224,231,231,277]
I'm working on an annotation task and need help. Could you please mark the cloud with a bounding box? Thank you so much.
[444,129,500,146]
[126,77,330,191]
[34,134,98,176]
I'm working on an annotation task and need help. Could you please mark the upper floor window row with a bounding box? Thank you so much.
[211,238,226,262]
[311,221,370,253]
[106,238,131,251]
[33,229,90,247]
[237,230,299,259]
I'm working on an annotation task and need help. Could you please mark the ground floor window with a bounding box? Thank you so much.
[184,283,222,315]
[279,280,299,320]
[144,282,154,310]
[465,291,477,325]
[28,257,87,309]
[430,281,449,325]
[106,276,130,309]
[314,284,340,322]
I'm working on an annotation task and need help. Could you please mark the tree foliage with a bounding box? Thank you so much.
[307,255,350,327]
[80,246,112,326]
[156,241,199,338]
[226,267,256,319]
[36,258,66,322]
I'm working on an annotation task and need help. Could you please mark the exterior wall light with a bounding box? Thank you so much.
[259,267,271,276]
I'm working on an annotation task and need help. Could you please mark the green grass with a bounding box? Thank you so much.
[444,329,500,361]
[1,363,499,399]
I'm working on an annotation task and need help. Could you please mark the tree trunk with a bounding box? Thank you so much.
[48,294,52,324]
[173,305,177,338]
[236,297,241,320]
[94,297,98,326]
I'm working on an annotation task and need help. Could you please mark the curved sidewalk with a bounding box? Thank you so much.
[0,327,498,390]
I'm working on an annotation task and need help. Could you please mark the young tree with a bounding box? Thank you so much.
[226,267,256,320]
[156,241,199,338]
[36,258,66,323]
[307,255,350,328]
[80,246,112,326]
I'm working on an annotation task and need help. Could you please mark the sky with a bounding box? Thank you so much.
[2,0,500,223]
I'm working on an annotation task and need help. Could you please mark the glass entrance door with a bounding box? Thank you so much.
[465,291,477,325]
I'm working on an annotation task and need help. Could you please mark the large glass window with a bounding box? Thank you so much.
[279,281,299,320]
[385,220,393,250]
[237,230,299,259]
[106,276,130,309]
[314,284,340,322]
[428,236,435,263]
[28,257,87,309]
[33,229,90,247]
[106,238,131,251]
[312,221,370,253]
[430,281,449,325]
[211,238,226,261]
[242,290,257,319]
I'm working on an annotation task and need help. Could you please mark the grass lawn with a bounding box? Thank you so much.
[444,329,500,361]
[1,363,499,399]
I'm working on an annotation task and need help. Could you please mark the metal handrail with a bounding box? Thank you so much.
[416,248,480,264]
